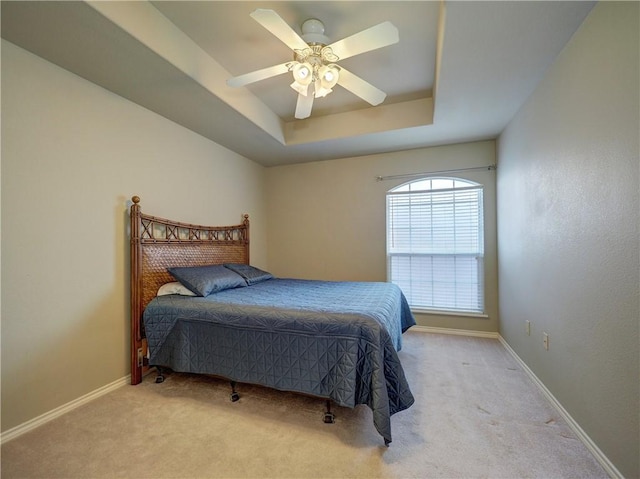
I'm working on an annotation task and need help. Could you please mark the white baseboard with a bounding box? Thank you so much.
[411,325,499,339]
[498,335,622,479]
[1,375,130,444]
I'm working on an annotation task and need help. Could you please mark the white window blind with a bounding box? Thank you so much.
[386,178,485,313]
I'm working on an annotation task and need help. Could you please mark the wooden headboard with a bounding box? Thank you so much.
[129,195,249,384]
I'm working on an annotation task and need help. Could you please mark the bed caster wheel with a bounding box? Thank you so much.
[229,381,239,402]
[154,367,165,383]
[323,412,335,424]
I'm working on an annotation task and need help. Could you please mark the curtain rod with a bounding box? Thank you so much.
[375,164,496,182]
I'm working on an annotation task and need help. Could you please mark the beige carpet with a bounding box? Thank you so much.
[1,331,607,478]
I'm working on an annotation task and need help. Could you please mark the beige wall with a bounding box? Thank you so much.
[1,40,267,432]
[497,2,639,477]
[266,141,498,332]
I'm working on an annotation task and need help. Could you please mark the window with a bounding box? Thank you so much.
[386,177,484,314]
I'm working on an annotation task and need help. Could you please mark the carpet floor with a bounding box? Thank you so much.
[1,331,607,478]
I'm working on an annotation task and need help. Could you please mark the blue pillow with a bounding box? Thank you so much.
[168,264,246,296]
[223,263,273,285]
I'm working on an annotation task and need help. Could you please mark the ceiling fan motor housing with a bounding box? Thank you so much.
[301,18,330,45]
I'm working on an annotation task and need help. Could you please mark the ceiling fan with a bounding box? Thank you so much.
[227,9,399,120]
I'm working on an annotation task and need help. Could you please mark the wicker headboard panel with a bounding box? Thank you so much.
[129,195,249,384]
[139,243,248,310]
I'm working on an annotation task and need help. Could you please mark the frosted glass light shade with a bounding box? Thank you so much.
[292,62,313,85]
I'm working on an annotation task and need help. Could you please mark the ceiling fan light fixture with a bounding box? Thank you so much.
[291,62,313,85]
[314,85,333,99]
[290,80,311,96]
[315,64,340,98]
[318,64,339,88]
[291,61,314,96]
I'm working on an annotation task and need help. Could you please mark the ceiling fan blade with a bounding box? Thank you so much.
[337,67,387,106]
[327,22,399,61]
[227,62,290,88]
[250,9,309,52]
[295,91,314,119]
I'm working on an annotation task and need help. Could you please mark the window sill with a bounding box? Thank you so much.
[411,308,489,319]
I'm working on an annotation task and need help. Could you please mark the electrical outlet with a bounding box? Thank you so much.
[525,320,531,336]
[543,332,549,350]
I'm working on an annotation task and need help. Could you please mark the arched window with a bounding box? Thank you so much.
[386,177,484,313]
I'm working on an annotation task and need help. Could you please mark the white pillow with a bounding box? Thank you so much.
[157,282,197,297]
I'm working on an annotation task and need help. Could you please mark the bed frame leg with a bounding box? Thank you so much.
[154,366,165,383]
[229,381,240,402]
[323,400,335,424]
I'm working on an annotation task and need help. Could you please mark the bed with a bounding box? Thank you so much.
[130,196,415,445]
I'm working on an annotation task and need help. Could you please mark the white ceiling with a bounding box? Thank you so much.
[1,1,595,167]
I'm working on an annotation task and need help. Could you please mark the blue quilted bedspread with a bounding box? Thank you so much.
[143,278,416,444]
